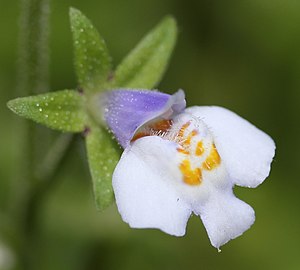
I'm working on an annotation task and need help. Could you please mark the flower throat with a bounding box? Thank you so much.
[131,116,221,186]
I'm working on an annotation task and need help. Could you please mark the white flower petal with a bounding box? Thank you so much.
[194,188,255,249]
[186,106,275,188]
[113,136,192,236]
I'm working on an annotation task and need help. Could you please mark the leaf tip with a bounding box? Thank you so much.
[162,15,177,26]
[6,99,19,114]
[94,188,115,212]
[69,6,80,18]
[160,15,177,34]
[69,7,87,29]
[95,198,112,212]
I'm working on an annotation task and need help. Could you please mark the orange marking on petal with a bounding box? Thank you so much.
[178,122,191,138]
[202,144,221,170]
[177,148,189,155]
[195,141,204,156]
[149,119,173,132]
[182,130,198,147]
[179,159,202,185]
[131,132,150,142]
[131,119,173,143]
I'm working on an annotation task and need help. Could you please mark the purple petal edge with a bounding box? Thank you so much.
[100,89,186,148]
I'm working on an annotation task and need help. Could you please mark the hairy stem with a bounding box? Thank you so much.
[17,0,50,96]
[14,0,51,199]
[13,0,72,269]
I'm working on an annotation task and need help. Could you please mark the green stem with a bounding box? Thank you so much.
[13,0,50,217]
[15,0,50,201]
[14,0,51,267]
[14,0,51,198]
[17,0,50,96]
[13,0,73,269]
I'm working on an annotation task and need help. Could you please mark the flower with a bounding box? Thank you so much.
[99,89,275,249]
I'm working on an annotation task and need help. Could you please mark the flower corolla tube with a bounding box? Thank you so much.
[98,89,275,249]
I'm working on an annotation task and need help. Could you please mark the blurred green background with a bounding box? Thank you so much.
[1,0,300,269]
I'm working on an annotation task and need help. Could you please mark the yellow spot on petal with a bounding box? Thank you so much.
[202,144,221,170]
[195,141,204,156]
[178,122,190,138]
[177,148,189,155]
[179,159,202,185]
[179,130,198,154]
[183,130,198,147]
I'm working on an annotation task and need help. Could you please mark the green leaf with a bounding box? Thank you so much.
[85,123,120,210]
[112,16,177,89]
[7,90,87,132]
[70,7,112,93]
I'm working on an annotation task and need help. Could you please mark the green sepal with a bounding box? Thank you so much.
[85,123,120,211]
[69,7,112,93]
[7,90,87,132]
[112,16,177,89]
